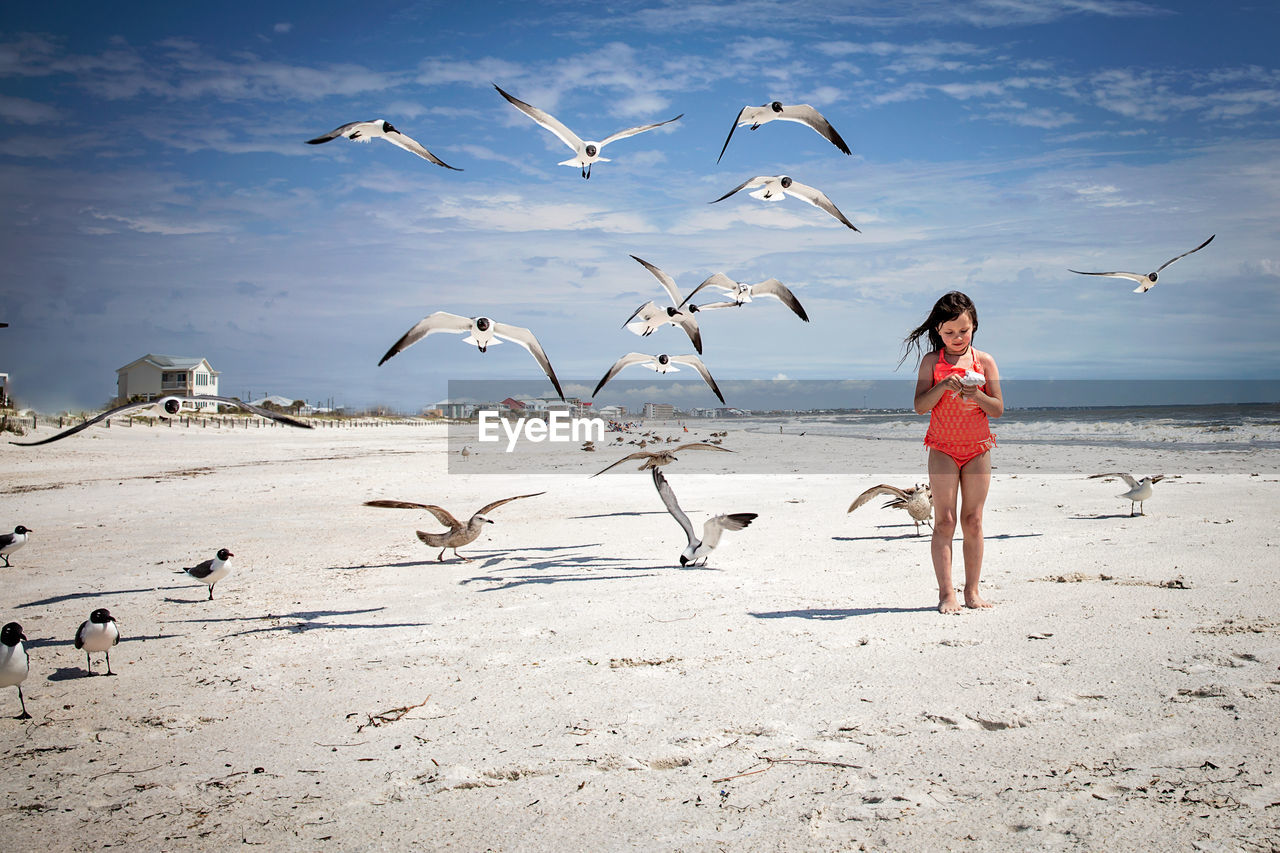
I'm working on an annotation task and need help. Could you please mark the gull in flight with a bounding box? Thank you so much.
[10,396,313,446]
[306,120,462,170]
[592,442,733,478]
[365,492,545,562]
[1068,235,1214,293]
[494,84,682,179]
[624,255,703,353]
[651,468,756,567]
[717,101,851,163]
[1089,473,1165,516]
[848,484,933,535]
[593,353,724,404]
[711,175,860,232]
[378,311,564,401]
[679,273,809,322]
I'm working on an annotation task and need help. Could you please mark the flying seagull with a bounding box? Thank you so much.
[679,273,809,322]
[848,484,933,536]
[711,175,860,231]
[624,255,704,353]
[1,525,31,567]
[717,101,851,163]
[494,84,682,179]
[1068,235,1214,293]
[306,120,462,170]
[0,622,30,720]
[364,492,545,562]
[591,442,733,478]
[10,396,313,447]
[176,548,234,600]
[593,353,724,404]
[651,468,756,567]
[1089,473,1165,516]
[75,608,119,676]
[378,311,565,401]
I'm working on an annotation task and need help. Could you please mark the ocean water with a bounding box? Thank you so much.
[743,402,1280,451]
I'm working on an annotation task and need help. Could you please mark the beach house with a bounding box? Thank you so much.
[116,354,220,410]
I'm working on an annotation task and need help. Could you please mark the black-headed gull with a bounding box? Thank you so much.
[679,273,809,322]
[377,311,564,401]
[176,548,234,600]
[592,443,733,478]
[1089,473,1164,516]
[1069,235,1214,293]
[711,175,860,231]
[624,256,703,353]
[306,120,461,170]
[593,353,724,404]
[717,101,851,163]
[494,84,682,179]
[0,525,31,567]
[10,397,313,447]
[651,468,755,566]
[0,622,30,719]
[365,493,545,562]
[848,484,933,535]
[75,608,119,676]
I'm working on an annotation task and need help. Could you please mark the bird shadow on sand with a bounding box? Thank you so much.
[1069,512,1146,520]
[47,666,97,682]
[25,633,182,651]
[751,606,937,620]
[322,559,440,572]
[167,607,428,638]
[17,587,161,608]
[569,510,672,520]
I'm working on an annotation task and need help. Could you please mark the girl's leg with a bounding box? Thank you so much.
[958,451,993,608]
[927,449,961,613]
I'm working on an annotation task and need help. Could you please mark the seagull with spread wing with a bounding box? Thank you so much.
[1069,235,1214,293]
[711,175,860,231]
[623,255,704,353]
[365,493,545,562]
[592,353,724,404]
[651,468,756,567]
[848,484,933,535]
[1089,473,1165,516]
[591,443,733,478]
[306,119,461,170]
[717,100,851,163]
[679,273,809,322]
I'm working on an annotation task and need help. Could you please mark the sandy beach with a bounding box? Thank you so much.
[1,420,1278,850]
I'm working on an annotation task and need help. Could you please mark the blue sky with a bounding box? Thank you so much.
[2,0,1278,412]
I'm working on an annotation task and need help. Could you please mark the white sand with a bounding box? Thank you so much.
[1,420,1278,850]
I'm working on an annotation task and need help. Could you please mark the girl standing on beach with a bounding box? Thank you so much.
[902,292,1003,614]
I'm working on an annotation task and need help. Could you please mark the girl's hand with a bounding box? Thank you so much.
[937,375,964,393]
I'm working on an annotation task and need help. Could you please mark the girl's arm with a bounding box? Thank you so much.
[959,351,1004,418]
[913,352,959,414]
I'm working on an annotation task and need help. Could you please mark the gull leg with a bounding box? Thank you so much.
[454,549,473,563]
[85,653,93,676]
[1,555,9,567]
[104,650,115,676]
[208,585,215,600]
[437,548,446,562]
[16,686,31,720]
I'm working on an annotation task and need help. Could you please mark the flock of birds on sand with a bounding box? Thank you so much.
[1,85,1203,720]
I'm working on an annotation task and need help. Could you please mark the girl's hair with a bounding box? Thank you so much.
[898,291,978,368]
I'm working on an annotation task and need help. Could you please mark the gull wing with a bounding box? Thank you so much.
[9,399,158,446]
[651,468,696,548]
[671,442,734,455]
[751,278,809,321]
[1067,269,1145,282]
[592,451,653,478]
[669,356,725,404]
[377,311,473,366]
[679,273,736,308]
[674,311,703,355]
[701,513,757,550]
[624,300,661,330]
[630,255,684,305]
[1089,472,1140,489]
[383,129,463,170]
[693,301,740,311]
[593,352,656,397]
[475,491,546,518]
[185,558,215,579]
[197,396,313,429]
[785,179,861,231]
[1156,234,1215,272]
[599,114,683,149]
[777,104,851,155]
[492,321,565,401]
[364,500,463,529]
[494,84,584,153]
[710,176,769,204]
[305,120,372,144]
[848,484,909,513]
[716,105,752,163]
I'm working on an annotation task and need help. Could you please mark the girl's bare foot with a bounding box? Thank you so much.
[939,593,963,614]
[964,590,993,609]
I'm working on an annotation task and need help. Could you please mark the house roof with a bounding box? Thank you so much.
[116,354,220,374]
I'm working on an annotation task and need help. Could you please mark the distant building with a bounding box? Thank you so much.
[643,403,676,420]
[117,354,220,410]
[0,372,9,409]
[431,399,471,419]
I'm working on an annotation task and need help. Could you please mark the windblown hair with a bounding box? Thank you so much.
[898,291,978,368]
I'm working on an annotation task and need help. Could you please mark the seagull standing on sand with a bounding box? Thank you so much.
[378,312,565,401]
[306,120,462,170]
[717,101,851,162]
[9,396,313,447]
[591,443,733,477]
[848,484,933,535]
[1089,473,1165,516]
[176,548,234,600]
[0,622,31,720]
[75,609,119,676]
[711,175,860,231]
[1,525,31,567]
[364,492,545,562]
[679,273,809,322]
[651,468,756,567]
[1068,235,1214,293]
[494,84,682,179]
[593,353,724,404]
[624,256,704,353]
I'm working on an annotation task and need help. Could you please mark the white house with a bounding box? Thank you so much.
[117,354,220,410]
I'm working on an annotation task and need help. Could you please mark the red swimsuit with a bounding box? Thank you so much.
[925,350,996,468]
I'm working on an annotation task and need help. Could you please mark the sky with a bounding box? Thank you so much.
[1,0,1278,413]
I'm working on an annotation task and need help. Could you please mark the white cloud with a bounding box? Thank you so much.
[273,22,293,34]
